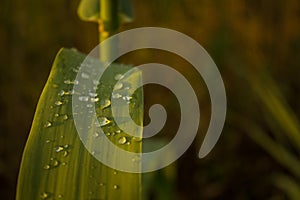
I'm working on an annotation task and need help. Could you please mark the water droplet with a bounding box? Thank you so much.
[93,132,99,138]
[124,86,130,90]
[100,99,111,109]
[115,130,121,134]
[57,194,63,199]
[89,92,98,97]
[61,162,67,166]
[90,97,99,102]
[44,121,52,128]
[58,90,65,97]
[64,80,71,84]
[106,132,111,136]
[55,101,63,106]
[112,93,122,99]
[65,90,75,95]
[99,182,105,186]
[64,80,78,85]
[81,72,90,79]
[55,146,64,152]
[93,80,99,85]
[113,185,119,190]
[54,113,59,117]
[43,165,51,170]
[122,95,132,101]
[53,160,59,167]
[40,192,50,199]
[126,141,131,145]
[62,114,68,120]
[113,171,118,175]
[118,136,127,145]
[98,117,111,126]
[64,144,69,148]
[79,96,89,102]
[45,139,52,143]
[114,74,124,80]
[63,151,68,157]
[114,82,123,90]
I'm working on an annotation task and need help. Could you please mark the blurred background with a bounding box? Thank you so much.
[1,0,300,199]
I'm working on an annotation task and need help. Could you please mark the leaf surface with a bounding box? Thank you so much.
[16,48,142,200]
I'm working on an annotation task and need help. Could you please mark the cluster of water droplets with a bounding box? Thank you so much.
[42,60,143,198]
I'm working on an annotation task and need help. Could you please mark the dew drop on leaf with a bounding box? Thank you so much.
[122,95,132,101]
[62,114,68,120]
[112,93,122,99]
[55,101,63,106]
[44,121,52,128]
[99,182,105,186]
[43,165,51,170]
[58,90,65,96]
[78,96,89,102]
[113,185,119,190]
[55,146,64,152]
[93,132,99,138]
[63,151,68,157]
[98,117,111,126]
[114,82,123,90]
[40,192,50,199]
[124,86,131,90]
[45,139,52,143]
[81,72,90,79]
[53,160,59,167]
[89,92,98,97]
[118,136,127,145]
[115,130,121,134]
[100,99,111,109]
[90,97,99,102]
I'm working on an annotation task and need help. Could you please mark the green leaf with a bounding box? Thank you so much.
[248,70,300,152]
[78,0,134,23]
[16,48,142,200]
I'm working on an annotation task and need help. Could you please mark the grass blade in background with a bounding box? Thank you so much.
[16,48,142,200]
[248,71,300,152]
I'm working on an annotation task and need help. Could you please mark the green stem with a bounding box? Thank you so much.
[99,0,119,62]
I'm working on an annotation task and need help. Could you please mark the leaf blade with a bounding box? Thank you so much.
[16,48,142,200]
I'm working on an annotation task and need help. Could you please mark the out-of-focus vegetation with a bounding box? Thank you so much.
[1,0,300,199]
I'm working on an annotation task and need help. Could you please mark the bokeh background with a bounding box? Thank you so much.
[1,0,300,199]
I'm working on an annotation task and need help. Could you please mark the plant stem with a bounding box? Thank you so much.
[99,0,119,62]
